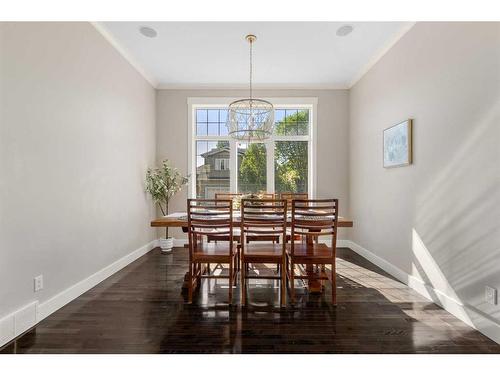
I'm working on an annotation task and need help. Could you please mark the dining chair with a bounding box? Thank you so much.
[215,192,278,244]
[286,199,339,305]
[187,199,238,304]
[214,192,280,275]
[279,192,309,242]
[245,193,280,243]
[209,193,243,271]
[240,198,288,307]
[279,192,308,206]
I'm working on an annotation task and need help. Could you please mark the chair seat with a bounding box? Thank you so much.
[192,242,236,263]
[242,243,284,263]
[286,243,334,263]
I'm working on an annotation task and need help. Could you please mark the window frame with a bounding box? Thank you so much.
[187,97,318,199]
[215,158,230,171]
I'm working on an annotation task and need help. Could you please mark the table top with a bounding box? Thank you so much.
[151,212,353,228]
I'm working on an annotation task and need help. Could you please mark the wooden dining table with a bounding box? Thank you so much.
[151,212,353,294]
[151,213,353,229]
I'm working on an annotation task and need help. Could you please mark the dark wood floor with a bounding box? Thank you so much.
[2,247,499,354]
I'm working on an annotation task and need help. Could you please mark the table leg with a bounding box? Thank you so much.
[181,266,208,293]
[306,233,322,294]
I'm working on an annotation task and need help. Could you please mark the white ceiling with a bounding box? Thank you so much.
[99,22,413,89]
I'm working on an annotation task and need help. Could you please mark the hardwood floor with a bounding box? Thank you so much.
[2,247,499,354]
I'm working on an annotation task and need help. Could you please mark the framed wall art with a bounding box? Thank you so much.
[383,119,413,168]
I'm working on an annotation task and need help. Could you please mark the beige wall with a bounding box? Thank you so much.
[156,89,350,239]
[0,23,156,318]
[350,22,500,336]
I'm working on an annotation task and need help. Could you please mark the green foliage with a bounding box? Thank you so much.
[145,160,189,215]
[216,140,229,149]
[237,110,308,193]
[238,143,267,192]
[274,110,309,136]
[275,141,308,193]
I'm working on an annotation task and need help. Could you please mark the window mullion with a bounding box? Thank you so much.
[266,140,275,194]
[230,139,237,193]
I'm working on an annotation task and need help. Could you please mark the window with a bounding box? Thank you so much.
[189,98,316,199]
[215,158,230,171]
[238,142,267,193]
[275,141,308,193]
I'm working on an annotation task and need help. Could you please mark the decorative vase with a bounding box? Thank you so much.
[159,237,174,253]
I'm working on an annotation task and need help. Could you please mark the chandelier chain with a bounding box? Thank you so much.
[249,37,253,101]
[227,34,273,142]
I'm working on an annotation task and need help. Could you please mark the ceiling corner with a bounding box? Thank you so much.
[348,22,417,89]
[90,22,158,88]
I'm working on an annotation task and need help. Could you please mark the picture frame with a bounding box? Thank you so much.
[383,119,413,168]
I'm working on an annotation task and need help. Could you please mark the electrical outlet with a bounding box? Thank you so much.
[485,286,497,305]
[34,275,43,292]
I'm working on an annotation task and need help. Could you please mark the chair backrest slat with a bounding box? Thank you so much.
[291,199,338,256]
[240,199,287,251]
[187,199,233,255]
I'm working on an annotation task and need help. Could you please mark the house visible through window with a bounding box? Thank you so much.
[191,104,314,199]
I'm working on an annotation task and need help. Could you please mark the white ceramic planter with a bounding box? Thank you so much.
[159,237,174,253]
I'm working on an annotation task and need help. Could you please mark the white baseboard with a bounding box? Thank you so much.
[173,238,188,247]
[347,240,409,283]
[337,239,351,248]
[0,239,158,348]
[0,314,15,347]
[37,239,158,321]
[347,240,500,344]
[0,301,38,348]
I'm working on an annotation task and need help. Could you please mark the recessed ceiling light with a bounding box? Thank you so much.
[336,25,353,37]
[139,26,157,38]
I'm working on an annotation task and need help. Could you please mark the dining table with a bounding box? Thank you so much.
[151,212,353,294]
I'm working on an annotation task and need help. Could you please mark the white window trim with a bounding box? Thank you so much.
[187,97,318,199]
[215,158,229,171]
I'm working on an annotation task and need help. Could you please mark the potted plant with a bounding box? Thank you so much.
[145,160,189,252]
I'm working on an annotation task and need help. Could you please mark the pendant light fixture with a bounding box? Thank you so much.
[227,34,274,142]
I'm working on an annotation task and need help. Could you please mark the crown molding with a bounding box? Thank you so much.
[90,22,158,88]
[348,22,417,89]
[90,21,416,92]
[156,83,349,91]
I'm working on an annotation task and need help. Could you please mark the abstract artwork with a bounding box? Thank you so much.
[383,119,412,168]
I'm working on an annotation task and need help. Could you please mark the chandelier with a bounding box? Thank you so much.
[227,35,274,142]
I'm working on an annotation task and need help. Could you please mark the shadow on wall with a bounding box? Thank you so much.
[412,99,500,339]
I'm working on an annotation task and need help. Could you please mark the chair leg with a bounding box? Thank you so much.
[290,261,295,304]
[280,260,286,308]
[241,260,246,306]
[195,263,200,285]
[233,255,238,286]
[237,247,241,272]
[229,260,233,305]
[331,262,336,306]
[207,263,210,275]
[188,263,193,304]
[285,254,289,277]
